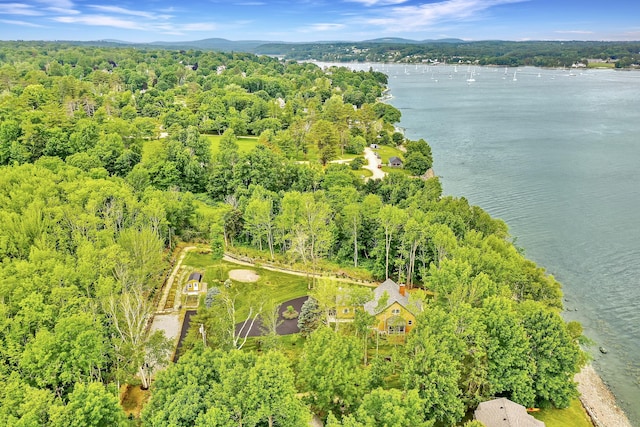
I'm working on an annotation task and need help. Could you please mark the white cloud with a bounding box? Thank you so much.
[0,3,42,16]
[0,18,44,27]
[364,0,527,32]
[46,7,80,15]
[52,12,218,34]
[306,23,347,32]
[555,30,594,35]
[33,0,74,8]
[53,14,141,30]
[347,0,409,5]
[87,5,171,20]
[182,22,218,31]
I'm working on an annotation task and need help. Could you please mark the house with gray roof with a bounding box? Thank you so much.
[363,279,421,335]
[474,398,545,427]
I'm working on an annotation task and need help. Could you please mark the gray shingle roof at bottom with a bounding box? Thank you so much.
[474,398,545,427]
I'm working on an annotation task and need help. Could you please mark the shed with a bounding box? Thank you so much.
[186,272,203,293]
[388,156,403,167]
[474,398,544,427]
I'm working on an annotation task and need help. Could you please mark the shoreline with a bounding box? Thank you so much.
[576,364,632,427]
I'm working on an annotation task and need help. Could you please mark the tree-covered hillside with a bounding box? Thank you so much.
[0,42,586,426]
[255,40,640,68]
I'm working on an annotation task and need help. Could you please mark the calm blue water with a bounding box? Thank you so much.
[330,62,640,423]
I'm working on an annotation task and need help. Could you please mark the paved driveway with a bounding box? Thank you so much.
[363,147,386,180]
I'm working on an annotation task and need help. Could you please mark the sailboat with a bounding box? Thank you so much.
[512,71,517,81]
[466,70,476,82]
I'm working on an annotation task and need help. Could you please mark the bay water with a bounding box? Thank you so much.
[338,62,640,423]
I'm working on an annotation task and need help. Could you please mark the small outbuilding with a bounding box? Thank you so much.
[186,272,203,293]
[388,156,403,167]
[474,398,544,427]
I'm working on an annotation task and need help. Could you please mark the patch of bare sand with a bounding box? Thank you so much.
[228,269,260,283]
[576,364,632,427]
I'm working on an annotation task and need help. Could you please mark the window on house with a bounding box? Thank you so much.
[391,308,400,315]
[408,320,413,325]
[388,325,405,334]
[342,308,350,314]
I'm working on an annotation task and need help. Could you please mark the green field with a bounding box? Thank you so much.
[353,168,373,179]
[294,142,361,164]
[182,252,311,317]
[373,144,404,164]
[587,62,615,69]
[206,134,260,155]
[141,135,260,163]
[532,399,593,427]
[381,166,411,176]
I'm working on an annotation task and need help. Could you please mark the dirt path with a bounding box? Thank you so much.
[363,147,386,180]
[156,246,196,313]
[150,246,197,365]
[222,254,376,287]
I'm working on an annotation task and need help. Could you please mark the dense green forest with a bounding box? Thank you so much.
[255,40,640,68]
[0,42,586,426]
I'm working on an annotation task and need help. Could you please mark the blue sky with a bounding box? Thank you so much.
[0,0,639,42]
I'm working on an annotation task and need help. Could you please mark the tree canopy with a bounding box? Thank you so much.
[0,41,585,426]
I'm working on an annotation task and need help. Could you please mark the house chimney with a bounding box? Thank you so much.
[399,283,406,297]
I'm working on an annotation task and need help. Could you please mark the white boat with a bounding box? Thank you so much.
[513,71,517,81]
[466,71,476,82]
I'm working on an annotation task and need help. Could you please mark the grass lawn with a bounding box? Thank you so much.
[206,134,259,156]
[587,62,615,69]
[181,252,311,318]
[381,166,411,175]
[294,142,362,164]
[120,384,149,419]
[353,168,373,179]
[373,144,404,164]
[242,333,306,362]
[532,399,593,427]
[141,134,259,163]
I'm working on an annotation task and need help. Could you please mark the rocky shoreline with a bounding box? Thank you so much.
[576,365,632,427]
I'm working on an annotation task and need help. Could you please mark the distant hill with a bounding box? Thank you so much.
[362,37,464,44]
[43,38,639,68]
[69,37,466,53]
[148,38,276,52]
